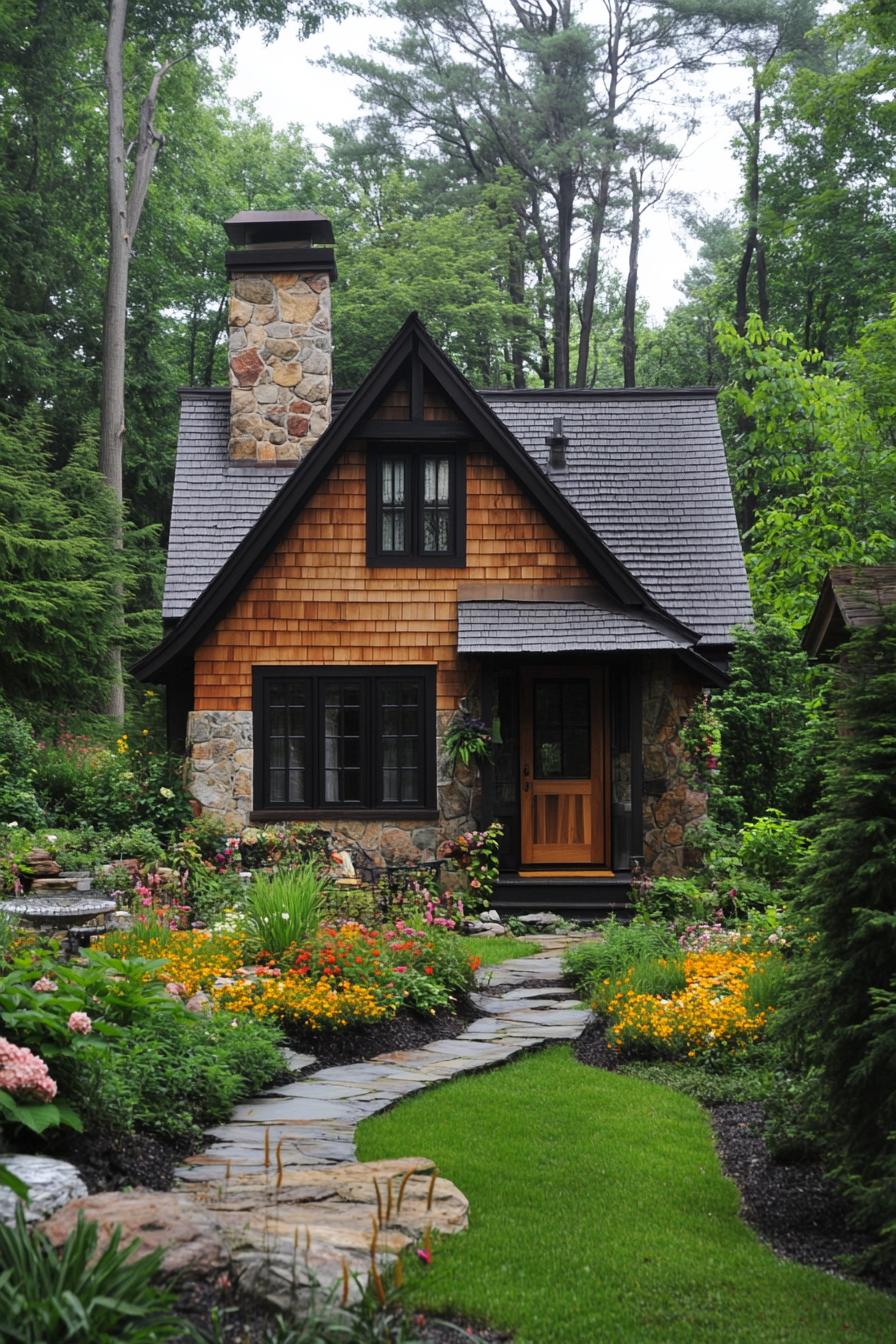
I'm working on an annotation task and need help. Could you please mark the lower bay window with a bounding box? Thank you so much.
[251,666,436,818]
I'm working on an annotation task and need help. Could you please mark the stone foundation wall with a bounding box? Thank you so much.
[640,658,709,877]
[187,711,253,833]
[185,708,481,866]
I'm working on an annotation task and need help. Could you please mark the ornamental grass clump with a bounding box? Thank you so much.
[243,862,328,958]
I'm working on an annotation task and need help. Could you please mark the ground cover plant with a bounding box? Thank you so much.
[357,1047,896,1344]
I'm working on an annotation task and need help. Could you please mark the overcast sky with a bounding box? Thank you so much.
[222,9,751,321]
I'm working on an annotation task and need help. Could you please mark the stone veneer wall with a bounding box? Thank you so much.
[228,271,331,463]
[640,656,709,876]
[186,708,481,865]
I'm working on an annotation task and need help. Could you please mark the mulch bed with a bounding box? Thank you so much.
[41,1127,191,1195]
[291,1000,477,1070]
[573,1017,894,1293]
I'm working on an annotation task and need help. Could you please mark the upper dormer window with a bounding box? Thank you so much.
[367,449,465,566]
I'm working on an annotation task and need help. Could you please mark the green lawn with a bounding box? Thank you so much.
[356,1047,896,1344]
[470,936,542,964]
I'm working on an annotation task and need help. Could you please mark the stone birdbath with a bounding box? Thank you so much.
[2,895,117,951]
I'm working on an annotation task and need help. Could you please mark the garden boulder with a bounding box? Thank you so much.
[0,1155,87,1226]
[40,1189,228,1275]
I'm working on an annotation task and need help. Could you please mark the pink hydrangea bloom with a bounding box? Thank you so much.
[32,977,58,992]
[0,1036,57,1102]
[67,1011,93,1035]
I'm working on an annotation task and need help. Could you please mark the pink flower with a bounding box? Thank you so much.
[32,978,57,993]
[67,1011,93,1035]
[0,1036,57,1102]
[470,879,481,889]
[140,895,153,907]
[395,965,407,973]
[416,1248,432,1265]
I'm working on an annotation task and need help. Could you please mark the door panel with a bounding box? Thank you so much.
[520,668,608,867]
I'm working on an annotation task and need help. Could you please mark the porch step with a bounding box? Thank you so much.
[492,875,633,922]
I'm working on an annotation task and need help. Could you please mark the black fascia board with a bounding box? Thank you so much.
[674,646,730,689]
[134,313,693,683]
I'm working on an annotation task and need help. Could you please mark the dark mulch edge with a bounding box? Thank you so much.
[572,1016,894,1294]
[711,1103,895,1294]
[290,1000,477,1071]
[41,1127,192,1195]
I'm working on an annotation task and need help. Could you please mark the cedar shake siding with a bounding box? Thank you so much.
[193,446,595,714]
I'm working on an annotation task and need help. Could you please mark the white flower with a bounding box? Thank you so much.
[45,834,57,843]
[281,912,290,920]
[159,787,174,799]
[6,822,17,828]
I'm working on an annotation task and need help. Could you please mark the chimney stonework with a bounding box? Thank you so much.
[224,211,336,464]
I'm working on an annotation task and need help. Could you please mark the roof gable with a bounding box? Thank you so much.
[136,314,692,682]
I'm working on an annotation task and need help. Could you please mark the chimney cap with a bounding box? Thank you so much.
[223,210,335,247]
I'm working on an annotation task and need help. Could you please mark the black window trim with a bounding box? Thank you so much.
[251,664,438,820]
[366,446,466,567]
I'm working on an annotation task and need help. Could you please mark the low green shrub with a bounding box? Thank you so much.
[0,697,43,827]
[31,728,189,840]
[632,875,715,926]
[738,810,809,889]
[244,864,328,958]
[70,1010,285,1143]
[0,1208,182,1343]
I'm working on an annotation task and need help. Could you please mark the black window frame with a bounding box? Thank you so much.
[251,665,437,820]
[366,447,466,566]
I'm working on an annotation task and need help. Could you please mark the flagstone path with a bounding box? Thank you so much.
[46,936,597,1313]
[176,935,593,1188]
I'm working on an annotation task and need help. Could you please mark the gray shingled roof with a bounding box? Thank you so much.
[458,601,691,654]
[163,393,295,621]
[481,392,752,645]
[162,386,752,648]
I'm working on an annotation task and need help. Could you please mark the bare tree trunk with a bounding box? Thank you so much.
[622,167,641,388]
[200,294,227,386]
[508,223,527,388]
[575,162,612,387]
[101,0,129,722]
[100,0,174,720]
[553,168,574,387]
[735,74,762,336]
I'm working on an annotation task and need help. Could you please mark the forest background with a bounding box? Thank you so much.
[0,0,894,724]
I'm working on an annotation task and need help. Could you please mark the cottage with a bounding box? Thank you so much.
[135,210,752,915]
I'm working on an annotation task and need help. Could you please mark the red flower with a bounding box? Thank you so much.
[424,966,433,975]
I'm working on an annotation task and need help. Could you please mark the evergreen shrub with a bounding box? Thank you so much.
[773,609,896,1263]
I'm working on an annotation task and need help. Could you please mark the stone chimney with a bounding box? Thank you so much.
[224,210,336,463]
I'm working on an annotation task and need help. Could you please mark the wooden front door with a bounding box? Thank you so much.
[519,667,608,867]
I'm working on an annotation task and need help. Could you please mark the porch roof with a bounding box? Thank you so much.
[457,600,693,655]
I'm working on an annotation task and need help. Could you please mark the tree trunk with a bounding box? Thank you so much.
[200,294,227,386]
[575,163,612,387]
[622,167,641,389]
[508,223,527,388]
[552,169,575,387]
[100,0,172,720]
[101,0,129,722]
[735,75,762,336]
